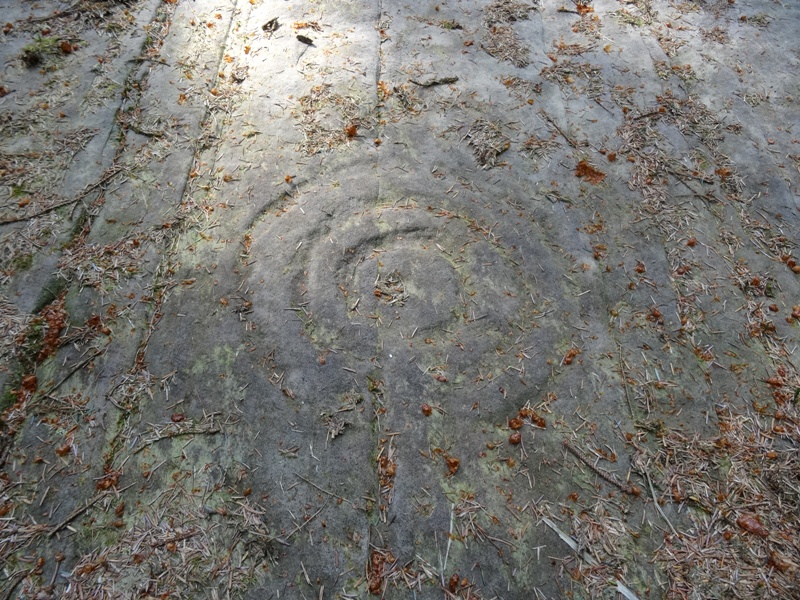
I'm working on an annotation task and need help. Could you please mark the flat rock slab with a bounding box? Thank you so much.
[1,0,799,598]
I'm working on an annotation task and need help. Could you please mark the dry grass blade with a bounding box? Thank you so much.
[554,38,596,56]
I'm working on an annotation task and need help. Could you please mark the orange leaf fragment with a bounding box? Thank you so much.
[563,347,581,365]
[575,160,606,184]
[55,444,71,457]
[576,4,594,15]
[95,471,120,490]
[21,374,38,394]
[446,456,460,475]
[377,80,392,99]
[769,551,794,573]
[736,514,769,538]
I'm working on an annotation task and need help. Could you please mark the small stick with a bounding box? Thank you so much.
[633,110,665,121]
[1,166,126,225]
[39,347,106,399]
[22,2,82,23]
[0,196,82,225]
[150,529,200,548]
[133,424,221,454]
[540,111,578,148]
[274,500,328,545]
[126,56,170,66]
[643,469,679,536]
[562,439,636,495]
[670,170,717,203]
[295,473,358,509]
[410,76,459,87]
[1,570,29,600]
[49,483,135,537]
[616,344,635,419]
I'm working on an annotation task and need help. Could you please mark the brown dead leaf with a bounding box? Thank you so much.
[575,160,606,184]
[21,374,37,394]
[446,456,460,475]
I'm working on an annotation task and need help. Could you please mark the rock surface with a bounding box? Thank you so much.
[1,0,799,598]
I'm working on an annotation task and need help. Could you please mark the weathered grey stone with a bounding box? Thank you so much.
[1,0,798,598]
